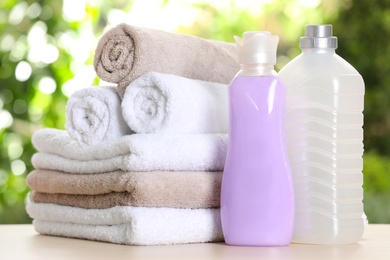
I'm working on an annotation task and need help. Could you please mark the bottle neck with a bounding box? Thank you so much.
[238,63,275,76]
[301,48,336,54]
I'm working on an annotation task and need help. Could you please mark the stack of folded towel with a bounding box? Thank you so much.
[26,23,239,245]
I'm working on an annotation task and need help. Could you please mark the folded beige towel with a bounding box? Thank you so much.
[93,23,239,97]
[30,190,220,209]
[27,170,222,208]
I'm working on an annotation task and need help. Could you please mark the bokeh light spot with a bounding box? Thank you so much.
[38,76,57,94]
[11,160,26,176]
[27,3,42,19]
[10,36,28,62]
[41,44,59,64]
[8,142,24,160]
[15,61,32,82]
[63,0,87,22]
[28,105,43,122]
[0,110,13,129]
[8,2,28,25]
[0,34,16,52]
[0,89,14,104]
[0,170,9,186]
[40,5,53,20]
[13,99,28,115]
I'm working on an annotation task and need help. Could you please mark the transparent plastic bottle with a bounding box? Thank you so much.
[278,25,365,245]
[221,32,294,246]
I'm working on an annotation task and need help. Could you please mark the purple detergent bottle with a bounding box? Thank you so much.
[221,31,294,246]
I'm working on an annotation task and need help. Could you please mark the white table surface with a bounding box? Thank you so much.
[0,224,389,259]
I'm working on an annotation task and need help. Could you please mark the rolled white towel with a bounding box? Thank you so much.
[66,86,131,145]
[122,72,229,134]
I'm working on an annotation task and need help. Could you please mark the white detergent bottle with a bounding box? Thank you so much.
[278,24,365,245]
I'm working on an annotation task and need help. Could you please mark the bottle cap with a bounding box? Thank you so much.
[234,31,279,65]
[299,24,338,49]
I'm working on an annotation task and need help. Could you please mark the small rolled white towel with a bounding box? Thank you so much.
[66,86,131,145]
[31,128,227,173]
[122,72,229,134]
[28,203,223,245]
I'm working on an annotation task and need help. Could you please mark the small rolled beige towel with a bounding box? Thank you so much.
[27,169,222,208]
[93,23,239,97]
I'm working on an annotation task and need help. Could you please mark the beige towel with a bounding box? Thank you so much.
[93,23,239,97]
[27,169,222,208]
[30,190,220,209]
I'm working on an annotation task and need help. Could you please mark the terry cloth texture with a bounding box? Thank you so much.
[121,72,228,134]
[29,203,223,245]
[65,86,131,145]
[27,169,222,208]
[93,23,239,97]
[31,128,227,173]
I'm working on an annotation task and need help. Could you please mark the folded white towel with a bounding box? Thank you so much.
[28,203,223,245]
[66,86,131,145]
[31,128,227,173]
[122,72,229,134]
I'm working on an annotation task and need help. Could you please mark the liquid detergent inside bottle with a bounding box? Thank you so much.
[278,24,365,245]
[220,31,294,246]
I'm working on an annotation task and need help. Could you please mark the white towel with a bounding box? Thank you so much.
[122,72,229,134]
[31,128,227,173]
[66,86,131,145]
[28,203,223,245]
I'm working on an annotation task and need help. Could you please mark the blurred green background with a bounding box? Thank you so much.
[1,0,389,224]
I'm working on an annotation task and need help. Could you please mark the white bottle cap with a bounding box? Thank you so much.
[234,31,279,65]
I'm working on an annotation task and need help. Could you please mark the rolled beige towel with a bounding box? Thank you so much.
[93,23,239,97]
